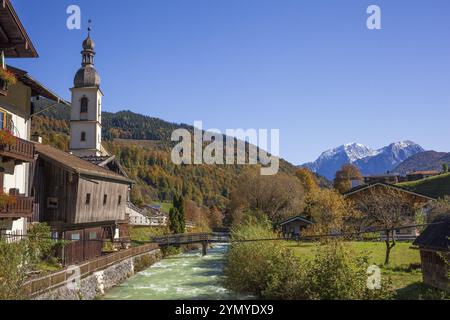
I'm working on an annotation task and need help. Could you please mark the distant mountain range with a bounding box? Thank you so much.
[393,151,450,175]
[302,141,425,180]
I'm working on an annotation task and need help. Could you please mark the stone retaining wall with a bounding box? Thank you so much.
[34,249,161,300]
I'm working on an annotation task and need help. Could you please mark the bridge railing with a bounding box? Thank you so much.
[152,232,230,245]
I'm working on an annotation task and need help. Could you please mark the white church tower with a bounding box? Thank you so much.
[70,23,104,157]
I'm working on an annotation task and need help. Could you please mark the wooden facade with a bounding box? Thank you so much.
[413,216,449,291]
[31,143,133,265]
[279,216,313,238]
[344,182,435,240]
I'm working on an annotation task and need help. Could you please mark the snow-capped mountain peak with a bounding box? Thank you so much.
[302,141,425,180]
[319,143,378,163]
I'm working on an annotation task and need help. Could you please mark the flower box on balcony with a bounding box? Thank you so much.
[0,68,17,97]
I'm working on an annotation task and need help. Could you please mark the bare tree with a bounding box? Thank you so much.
[227,170,305,225]
[354,188,417,265]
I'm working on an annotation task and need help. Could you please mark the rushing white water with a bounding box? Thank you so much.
[103,244,244,300]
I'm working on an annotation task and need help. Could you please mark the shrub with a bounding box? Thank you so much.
[224,217,301,298]
[27,223,56,265]
[224,219,394,300]
[161,246,181,257]
[0,240,30,300]
[301,241,394,300]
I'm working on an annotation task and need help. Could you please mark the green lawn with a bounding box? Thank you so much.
[130,226,170,244]
[284,241,448,300]
[151,201,173,214]
[397,173,450,199]
[285,241,420,268]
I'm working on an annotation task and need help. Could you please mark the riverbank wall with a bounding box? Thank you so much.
[27,245,162,300]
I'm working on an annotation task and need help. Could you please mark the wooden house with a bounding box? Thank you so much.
[279,216,313,239]
[364,174,402,185]
[406,171,440,182]
[127,202,151,226]
[31,143,133,265]
[413,216,449,291]
[344,182,435,240]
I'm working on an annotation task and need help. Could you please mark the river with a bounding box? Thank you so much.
[103,244,245,300]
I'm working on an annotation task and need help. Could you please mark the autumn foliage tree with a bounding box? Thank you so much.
[303,188,358,237]
[295,168,319,194]
[334,164,363,194]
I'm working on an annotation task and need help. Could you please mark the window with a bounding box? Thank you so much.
[86,193,91,205]
[71,233,81,241]
[0,111,12,131]
[81,132,86,142]
[80,97,88,113]
[47,197,58,209]
[103,194,108,205]
[89,232,97,240]
[0,110,5,129]
[118,195,122,206]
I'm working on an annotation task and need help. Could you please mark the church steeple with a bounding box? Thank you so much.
[74,20,100,88]
[81,20,95,66]
[70,20,104,158]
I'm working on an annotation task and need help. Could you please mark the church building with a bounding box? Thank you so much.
[31,27,133,265]
[70,26,104,158]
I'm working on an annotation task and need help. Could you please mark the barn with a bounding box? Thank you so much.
[31,143,133,265]
[413,216,449,291]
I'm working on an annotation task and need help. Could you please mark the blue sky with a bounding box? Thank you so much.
[10,0,450,164]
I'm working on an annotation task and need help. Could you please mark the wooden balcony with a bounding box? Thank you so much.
[0,136,35,162]
[0,196,34,219]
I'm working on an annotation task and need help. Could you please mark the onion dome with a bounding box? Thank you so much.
[73,20,100,88]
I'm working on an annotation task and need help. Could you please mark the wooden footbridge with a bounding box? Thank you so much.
[152,232,231,256]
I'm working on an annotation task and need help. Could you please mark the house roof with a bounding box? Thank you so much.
[34,143,133,184]
[8,65,69,104]
[0,0,38,58]
[343,182,436,201]
[279,215,313,226]
[413,216,450,252]
[407,171,440,176]
[80,155,129,178]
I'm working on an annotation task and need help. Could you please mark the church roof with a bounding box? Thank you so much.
[83,35,95,51]
[35,143,133,184]
[80,155,129,178]
[74,24,100,88]
[74,65,100,88]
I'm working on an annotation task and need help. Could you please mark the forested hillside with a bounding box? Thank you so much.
[31,101,325,208]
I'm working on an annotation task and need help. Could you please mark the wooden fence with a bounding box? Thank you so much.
[24,243,159,297]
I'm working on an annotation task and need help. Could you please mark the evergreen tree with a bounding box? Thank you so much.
[443,163,449,173]
[169,195,186,234]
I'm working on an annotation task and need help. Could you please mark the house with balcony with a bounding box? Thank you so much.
[0,0,65,240]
